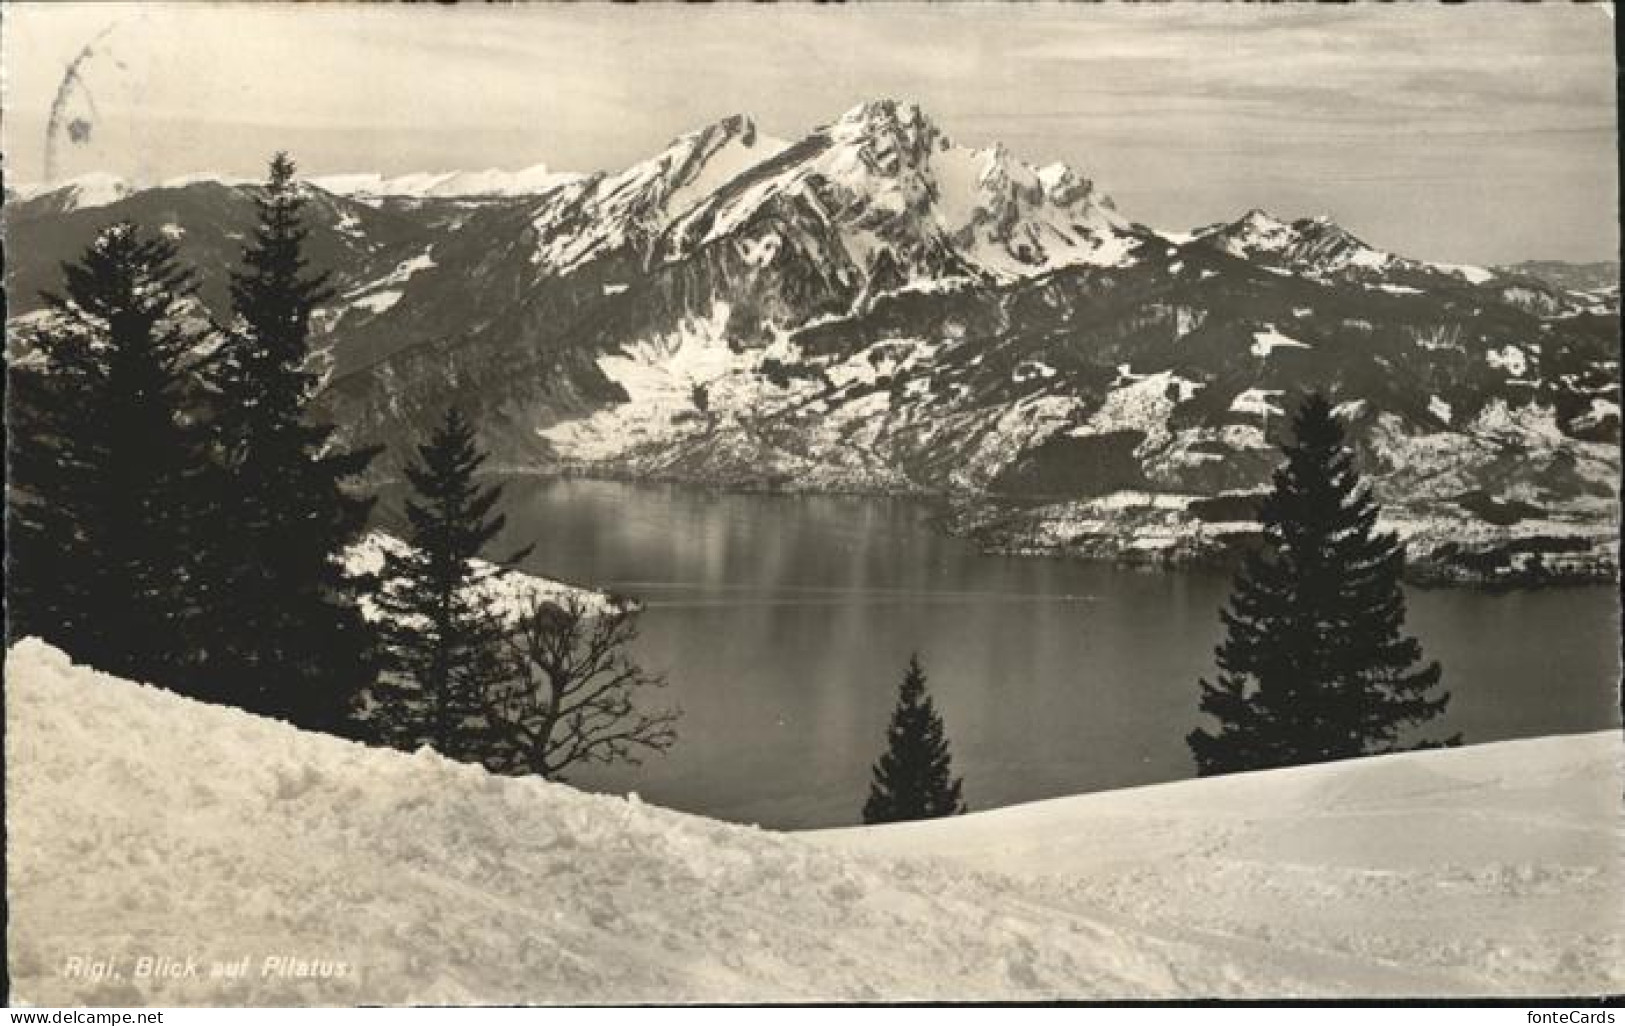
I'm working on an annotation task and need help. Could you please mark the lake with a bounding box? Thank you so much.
[455,478,1620,830]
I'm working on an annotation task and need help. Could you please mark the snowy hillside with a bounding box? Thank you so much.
[9,639,1623,1004]
[822,734,1625,997]
[344,531,622,622]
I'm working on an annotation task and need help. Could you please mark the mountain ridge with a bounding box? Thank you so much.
[5,99,1618,585]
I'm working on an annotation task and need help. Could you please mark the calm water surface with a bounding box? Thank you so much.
[439,478,1620,829]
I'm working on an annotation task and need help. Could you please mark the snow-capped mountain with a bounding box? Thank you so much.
[661,100,1138,286]
[1501,260,1620,294]
[520,113,792,276]
[1194,209,1393,274]
[311,163,585,202]
[5,171,136,214]
[5,99,1618,583]
[1190,208,1504,287]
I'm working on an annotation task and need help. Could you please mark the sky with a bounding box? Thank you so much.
[2,2,1617,265]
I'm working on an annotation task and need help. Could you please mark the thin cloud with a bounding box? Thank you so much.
[2,2,1614,264]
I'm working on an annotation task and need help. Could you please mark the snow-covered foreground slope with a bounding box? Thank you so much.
[821,732,1625,998]
[8,640,1623,1004]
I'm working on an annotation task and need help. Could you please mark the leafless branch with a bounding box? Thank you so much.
[485,594,679,780]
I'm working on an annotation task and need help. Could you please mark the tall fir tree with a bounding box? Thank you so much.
[1187,392,1456,776]
[370,407,529,766]
[203,152,379,731]
[7,222,215,686]
[862,654,967,824]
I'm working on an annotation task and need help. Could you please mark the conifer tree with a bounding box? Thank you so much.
[370,407,528,764]
[7,222,215,686]
[203,152,379,731]
[862,654,966,824]
[1187,392,1456,776]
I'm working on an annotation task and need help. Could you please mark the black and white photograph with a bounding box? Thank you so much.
[2,0,1621,1008]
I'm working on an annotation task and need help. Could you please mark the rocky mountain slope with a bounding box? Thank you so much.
[6,100,1618,584]
[1502,260,1621,295]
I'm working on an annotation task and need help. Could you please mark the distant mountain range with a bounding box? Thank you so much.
[6,100,1619,584]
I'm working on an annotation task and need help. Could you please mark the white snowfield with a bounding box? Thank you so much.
[7,639,1623,1005]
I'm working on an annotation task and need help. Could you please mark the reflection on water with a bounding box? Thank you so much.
[417,478,1621,830]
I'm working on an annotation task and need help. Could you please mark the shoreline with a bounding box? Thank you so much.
[470,465,1622,591]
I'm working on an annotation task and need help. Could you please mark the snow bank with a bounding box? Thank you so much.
[8,640,1623,1004]
[822,733,1625,998]
[344,531,619,622]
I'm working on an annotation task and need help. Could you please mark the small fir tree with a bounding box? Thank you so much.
[202,152,379,731]
[7,222,215,687]
[862,654,966,824]
[370,407,529,765]
[1187,391,1456,776]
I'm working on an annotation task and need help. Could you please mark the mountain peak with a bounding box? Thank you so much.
[837,98,928,129]
[1193,207,1394,277]
[831,98,941,151]
[1238,207,1286,229]
[1288,213,1381,253]
[7,172,133,212]
[661,96,1132,281]
[679,113,760,150]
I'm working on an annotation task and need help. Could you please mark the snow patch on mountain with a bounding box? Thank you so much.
[1469,399,1568,447]
[1429,261,1496,285]
[1362,405,1618,521]
[1249,325,1311,358]
[1486,345,1530,378]
[828,338,941,390]
[1012,360,1057,383]
[541,301,787,461]
[1573,398,1621,432]
[1231,388,1287,419]
[1070,370,1203,449]
[349,291,402,315]
[333,249,437,319]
